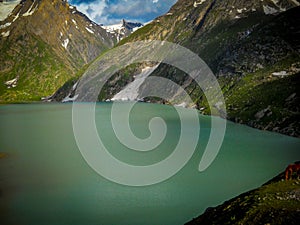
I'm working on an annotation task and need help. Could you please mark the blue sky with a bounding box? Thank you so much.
[69,0,177,25]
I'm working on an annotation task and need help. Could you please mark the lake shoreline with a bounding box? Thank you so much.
[0,102,299,225]
[1,101,299,138]
[185,171,300,225]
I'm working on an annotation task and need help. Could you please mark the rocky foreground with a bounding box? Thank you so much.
[185,170,300,225]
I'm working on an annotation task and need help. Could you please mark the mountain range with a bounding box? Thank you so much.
[0,0,299,136]
[117,0,300,136]
[0,0,299,224]
[53,0,300,137]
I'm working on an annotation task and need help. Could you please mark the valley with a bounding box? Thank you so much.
[0,1,299,224]
[52,0,300,137]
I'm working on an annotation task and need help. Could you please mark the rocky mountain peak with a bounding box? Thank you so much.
[122,19,143,31]
[0,0,115,65]
[0,0,116,102]
[102,19,143,42]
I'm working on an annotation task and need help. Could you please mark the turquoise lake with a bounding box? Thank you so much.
[0,103,299,225]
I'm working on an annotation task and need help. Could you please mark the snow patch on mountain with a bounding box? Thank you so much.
[5,77,18,88]
[175,102,188,108]
[62,94,78,103]
[0,22,11,29]
[194,0,206,8]
[271,0,280,4]
[102,19,143,42]
[62,81,79,102]
[12,12,20,22]
[272,71,288,76]
[62,38,69,49]
[290,0,300,6]
[85,27,94,34]
[237,8,247,13]
[72,19,79,29]
[1,30,10,37]
[23,1,38,17]
[0,0,20,21]
[262,0,299,15]
[263,5,279,14]
[111,65,159,101]
[103,23,123,34]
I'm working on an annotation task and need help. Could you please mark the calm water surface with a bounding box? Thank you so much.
[0,103,299,225]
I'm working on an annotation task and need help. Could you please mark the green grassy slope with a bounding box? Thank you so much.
[52,0,300,136]
[115,2,300,137]
[0,0,113,103]
[185,172,300,225]
[0,33,72,102]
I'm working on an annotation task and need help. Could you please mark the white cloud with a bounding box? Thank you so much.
[75,0,107,23]
[106,0,159,17]
[72,0,176,25]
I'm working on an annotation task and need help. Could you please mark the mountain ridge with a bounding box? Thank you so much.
[89,0,300,137]
[0,0,115,102]
[1,0,299,137]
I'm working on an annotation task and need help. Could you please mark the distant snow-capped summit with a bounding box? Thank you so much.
[102,19,144,42]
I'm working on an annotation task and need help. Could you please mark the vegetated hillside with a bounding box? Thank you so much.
[53,0,300,136]
[0,0,115,103]
[185,170,300,225]
[120,0,300,137]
